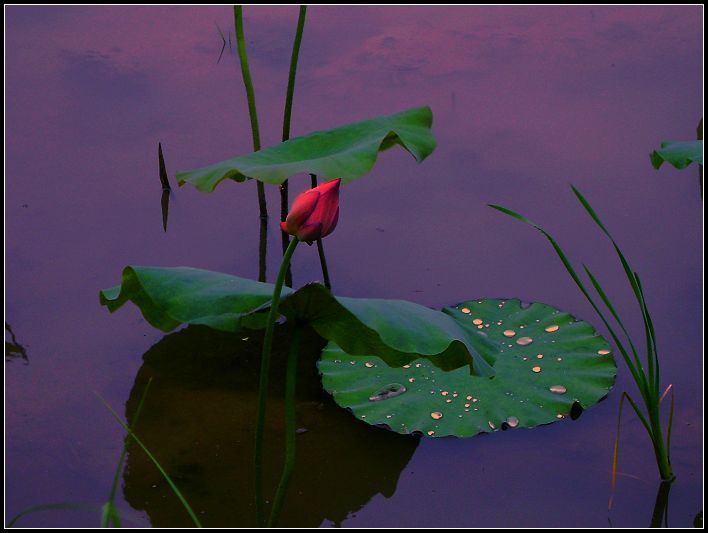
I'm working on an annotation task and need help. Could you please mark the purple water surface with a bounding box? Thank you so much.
[5,5,703,527]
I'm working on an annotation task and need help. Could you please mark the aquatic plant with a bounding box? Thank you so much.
[98,7,620,528]
[650,118,703,196]
[490,186,675,482]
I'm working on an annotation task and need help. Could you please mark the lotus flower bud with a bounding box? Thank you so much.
[280,178,341,244]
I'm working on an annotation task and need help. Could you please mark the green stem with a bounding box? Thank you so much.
[310,174,332,290]
[280,6,307,288]
[103,378,153,528]
[648,404,674,482]
[234,5,268,279]
[259,217,267,284]
[96,393,202,528]
[255,237,300,526]
[266,324,302,527]
[650,481,673,528]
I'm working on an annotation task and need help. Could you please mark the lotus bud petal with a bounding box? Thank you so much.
[282,179,341,244]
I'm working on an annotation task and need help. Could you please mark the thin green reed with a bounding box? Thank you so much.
[234,5,268,282]
[97,391,203,527]
[280,6,308,288]
[490,186,674,483]
[101,378,153,527]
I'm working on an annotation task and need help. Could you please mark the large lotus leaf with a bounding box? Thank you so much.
[650,140,703,170]
[176,106,436,192]
[99,266,292,332]
[99,267,495,376]
[319,298,617,437]
[274,283,497,376]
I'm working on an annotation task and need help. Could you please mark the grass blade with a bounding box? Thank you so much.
[95,391,203,528]
[158,143,170,191]
[583,265,648,394]
[666,387,675,467]
[102,378,153,527]
[571,186,659,392]
[609,392,653,510]
[489,204,648,399]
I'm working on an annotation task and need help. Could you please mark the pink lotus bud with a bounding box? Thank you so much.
[280,179,341,244]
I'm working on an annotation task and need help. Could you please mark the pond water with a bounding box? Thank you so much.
[5,5,703,528]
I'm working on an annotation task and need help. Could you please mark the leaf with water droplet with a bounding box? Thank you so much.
[319,298,616,437]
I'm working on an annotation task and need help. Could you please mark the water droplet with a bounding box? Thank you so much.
[445,399,452,403]
[461,307,471,314]
[466,395,473,400]
[441,391,449,396]
[350,361,356,365]
[385,414,392,419]
[415,363,422,368]
[506,416,519,428]
[431,412,443,420]
[557,357,563,361]
[472,398,479,402]
[536,353,544,359]
[488,421,496,430]
[473,318,483,325]
[545,324,560,332]
[452,392,459,397]
[477,325,484,329]
[522,356,528,361]
[556,413,564,419]
[408,377,415,383]
[241,337,249,341]
[532,366,542,373]
[598,349,611,355]
[464,403,471,408]
[503,329,516,337]
[365,362,375,368]
[516,336,533,345]
[403,364,411,368]
[550,385,567,394]
[427,430,435,436]
[369,383,407,401]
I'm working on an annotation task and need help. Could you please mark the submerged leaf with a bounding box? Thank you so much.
[319,298,616,437]
[650,140,703,170]
[100,267,494,375]
[176,106,437,192]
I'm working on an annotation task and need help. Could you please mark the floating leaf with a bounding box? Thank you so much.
[176,106,436,192]
[100,266,495,375]
[319,298,616,437]
[650,140,703,170]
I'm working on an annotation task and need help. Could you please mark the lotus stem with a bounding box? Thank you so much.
[234,5,269,280]
[254,237,299,526]
[280,6,307,288]
[266,324,302,527]
[310,174,332,290]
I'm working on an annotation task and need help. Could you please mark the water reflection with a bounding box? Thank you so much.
[649,481,671,528]
[122,325,419,527]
